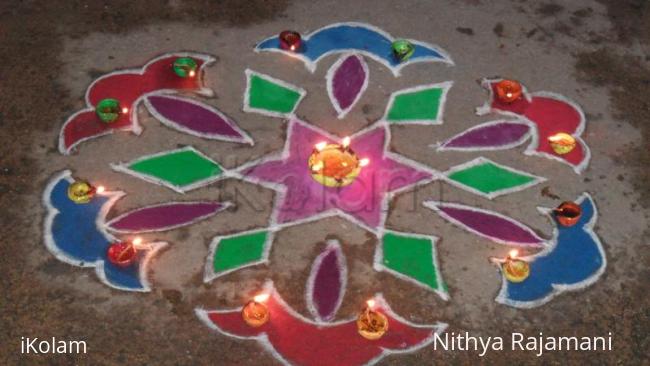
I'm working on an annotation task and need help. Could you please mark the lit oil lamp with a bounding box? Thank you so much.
[502,250,530,283]
[554,201,582,227]
[548,132,576,155]
[279,30,302,52]
[308,137,369,187]
[391,39,415,62]
[495,79,523,104]
[96,98,128,123]
[106,237,141,267]
[172,57,198,78]
[242,293,270,327]
[67,180,103,204]
[357,299,388,340]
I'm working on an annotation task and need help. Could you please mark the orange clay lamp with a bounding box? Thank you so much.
[242,293,270,327]
[502,249,530,283]
[554,201,582,227]
[495,79,523,103]
[357,299,389,340]
[548,132,577,155]
[67,180,105,204]
[308,137,370,188]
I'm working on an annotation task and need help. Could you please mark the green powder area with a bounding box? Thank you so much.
[448,161,536,194]
[382,232,443,291]
[213,231,268,273]
[129,149,223,187]
[248,74,301,114]
[387,87,443,122]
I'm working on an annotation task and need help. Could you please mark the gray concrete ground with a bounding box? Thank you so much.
[1,0,648,365]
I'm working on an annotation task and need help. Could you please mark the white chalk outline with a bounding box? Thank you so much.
[195,280,447,366]
[325,53,370,119]
[203,227,276,283]
[111,146,233,194]
[143,94,254,145]
[373,230,449,301]
[435,119,533,152]
[305,239,348,322]
[475,77,591,174]
[441,156,546,200]
[422,200,547,247]
[494,193,606,308]
[59,52,216,155]
[243,69,307,118]
[382,81,453,125]
[230,118,441,235]
[106,201,232,234]
[43,170,166,292]
[254,22,454,76]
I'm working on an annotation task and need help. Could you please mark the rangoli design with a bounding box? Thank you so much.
[45,22,607,366]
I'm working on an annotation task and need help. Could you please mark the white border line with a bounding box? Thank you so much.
[441,156,546,200]
[305,239,348,322]
[494,193,606,308]
[59,52,216,155]
[106,201,232,234]
[143,94,254,145]
[325,53,370,119]
[110,146,233,194]
[373,230,449,301]
[254,22,454,76]
[203,227,276,283]
[42,170,166,292]
[229,118,441,235]
[243,69,307,119]
[381,81,453,125]
[422,200,547,247]
[435,119,532,152]
[195,280,447,366]
[476,77,591,174]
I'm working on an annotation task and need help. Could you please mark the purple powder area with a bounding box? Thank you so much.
[110,202,223,232]
[332,55,366,111]
[443,122,530,149]
[312,249,343,320]
[148,95,243,138]
[440,205,543,245]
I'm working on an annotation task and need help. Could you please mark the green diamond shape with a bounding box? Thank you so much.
[378,231,447,298]
[211,230,269,277]
[446,157,544,199]
[385,82,451,124]
[114,146,224,192]
[244,69,305,117]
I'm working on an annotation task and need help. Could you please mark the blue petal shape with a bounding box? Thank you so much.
[496,193,606,308]
[43,171,164,291]
[256,22,452,75]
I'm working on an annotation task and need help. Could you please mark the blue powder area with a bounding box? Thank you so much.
[48,177,145,290]
[257,24,449,68]
[505,196,604,303]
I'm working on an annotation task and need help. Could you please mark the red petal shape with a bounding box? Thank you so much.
[200,288,443,366]
[60,110,114,153]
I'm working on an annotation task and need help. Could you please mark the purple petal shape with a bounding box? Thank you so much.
[440,121,531,150]
[107,201,228,233]
[306,242,346,321]
[145,95,252,144]
[424,201,545,246]
[327,54,368,118]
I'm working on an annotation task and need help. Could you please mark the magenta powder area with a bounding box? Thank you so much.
[110,202,224,232]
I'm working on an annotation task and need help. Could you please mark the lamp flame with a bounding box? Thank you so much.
[254,293,270,303]
[315,141,327,151]
[342,136,351,149]
[121,107,129,114]
[508,249,519,259]
[359,158,370,167]
[188,70,196,78]
[96,185,105,194]
[366,299,376,310]
[132,237,143,247]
